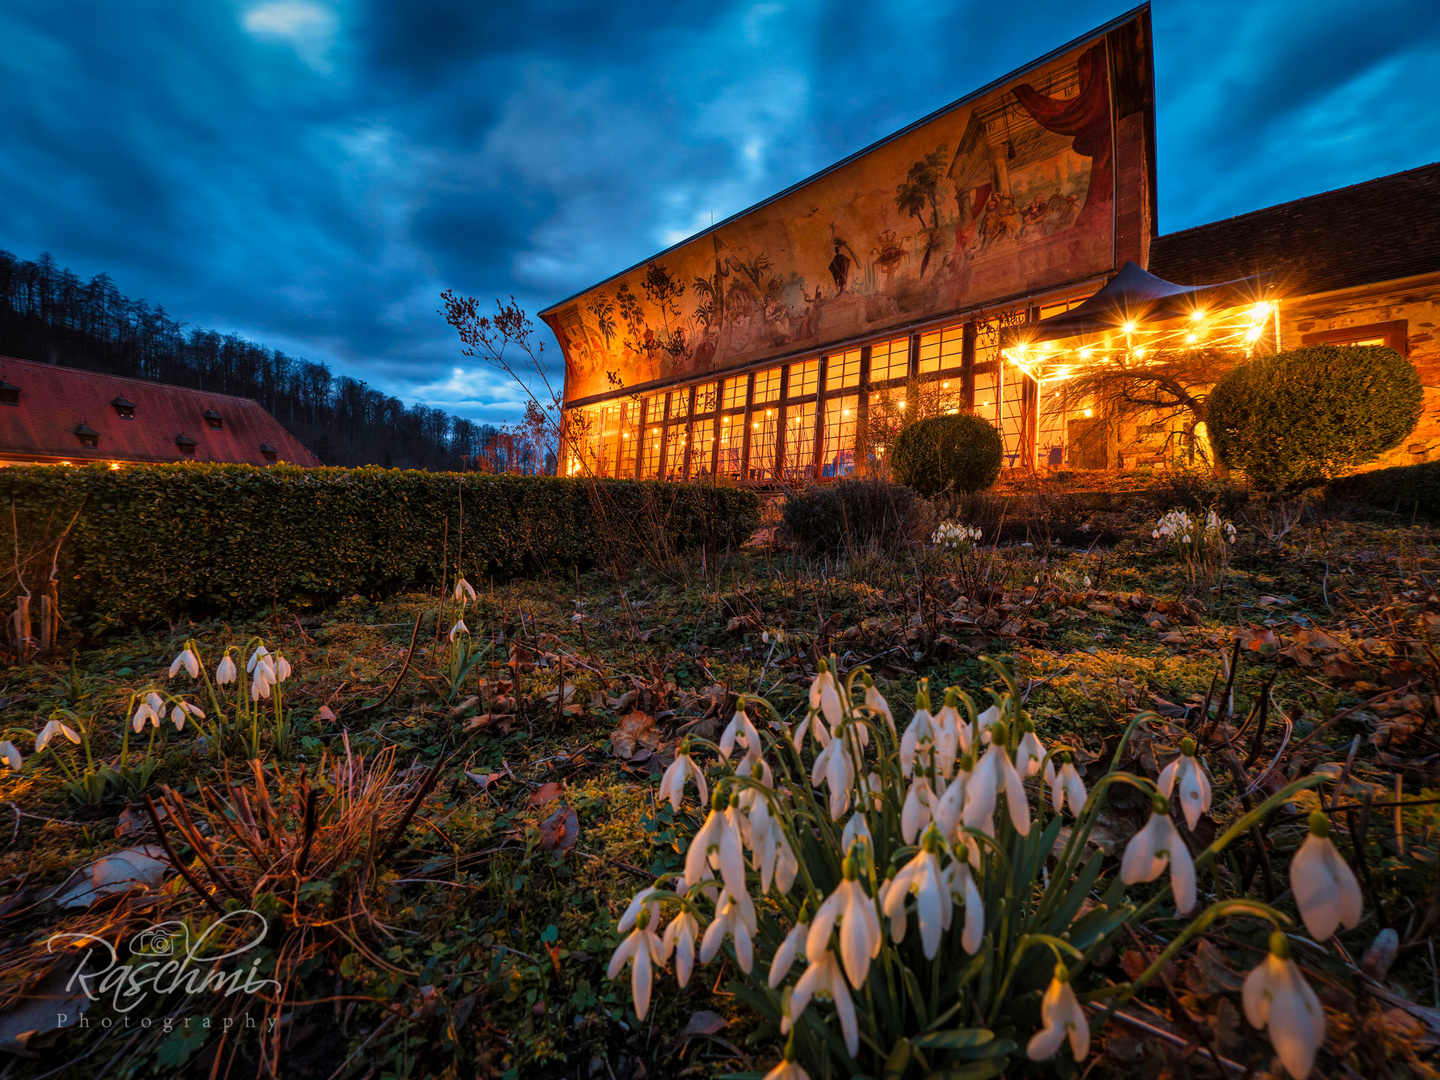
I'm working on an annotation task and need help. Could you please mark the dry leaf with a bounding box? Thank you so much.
[450,696,479,716]
[529,782,564,807]
[465,771,504,791]
[539,805,579,853]
[316,705,338,722]
[610,711,659,759]
[54,845,169,908]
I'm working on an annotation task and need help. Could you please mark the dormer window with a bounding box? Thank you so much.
[111,396,136,420]
[75,423,100,449]
[175,433,197,457]
[0,380,19,407]
[259,443,279,463]
[203,409,223,431]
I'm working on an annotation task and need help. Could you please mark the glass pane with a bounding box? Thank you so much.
[640,420,663,478]
[691,418,716,478]
[723,375,748,411]
[869,336,909,383]
[820,396,857,478]
[664,422,688,480]
[616,403,639,477]
[787,359,819,398]
[826,348,861,390]
[782,403,816,477]
[753,367,782,405]
[667,387,690,420]
[694,381,719,415]
[918,324,964,374]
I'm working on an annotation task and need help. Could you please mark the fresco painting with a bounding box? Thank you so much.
[545,38,1122,403]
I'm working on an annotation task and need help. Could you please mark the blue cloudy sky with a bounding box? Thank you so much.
[2,0,1437,424]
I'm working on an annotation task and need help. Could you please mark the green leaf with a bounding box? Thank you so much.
[912,1028,994,1050]
[883,1037,912,1079]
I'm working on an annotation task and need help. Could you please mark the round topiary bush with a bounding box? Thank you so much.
[1205,345,1422,491]
[890,413,1003,496]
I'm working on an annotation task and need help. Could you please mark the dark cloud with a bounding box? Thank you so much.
[0,0,1436,423]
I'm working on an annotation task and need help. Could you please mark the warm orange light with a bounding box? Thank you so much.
[1190,309,1206,322]
[1186,332,1198,344]
[1083,408,1093,418]
[1122,322,1136,335]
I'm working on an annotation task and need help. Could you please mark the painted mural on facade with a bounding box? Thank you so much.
[545,36,1125,403]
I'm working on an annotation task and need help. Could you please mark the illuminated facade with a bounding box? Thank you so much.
[542,4,1440,481]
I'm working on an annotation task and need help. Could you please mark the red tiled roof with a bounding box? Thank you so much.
[1149,161,1440,297]
[0,357,321,467]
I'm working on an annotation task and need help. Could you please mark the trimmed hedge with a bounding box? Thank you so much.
[891,414,1003,496]
[0,464,760,629]
[1327,460,1440,517]
[780,479,933,555]
[1206,345,1422,491]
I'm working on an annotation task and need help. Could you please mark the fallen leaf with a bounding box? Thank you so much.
[679,1011,729,1038]
[465,771,503,791]
[0,962,91,1051]
[610,711,659,760]
[316,705,338,722]
[544,683,578,705]
[1159,631,1188,646]
[539,805,579,853]
[54,845,170,908]
[529,782,564,807]
[449,696,479,716]
[116,804,164,838]
[1185,939,1244,997]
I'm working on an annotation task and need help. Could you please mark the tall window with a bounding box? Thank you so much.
[597,403,624,477]
[667,386,690,420]
[918,325,963,373]
[616,403,639,477]
[827,348,861,390]
[782,403,816,478]
[664,422,688,480]
[869,336,909,383]
[821,396,858,478]
[722,375,748,411]
[695,381,720,416]
[692,418,717,477]
[787,359,819,398]
[718,414,744,476]
[748,406,779,479]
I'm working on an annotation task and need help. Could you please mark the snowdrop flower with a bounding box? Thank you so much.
[273,653,292,682]
[1121,796,1196,914]
[792,707,831,752]
[1243,932,1326,1079]
[1290,812,1362,941]
[789,949,859,1057]
[37,718,82,750]
[251,665,274,701]
[0,740,20,770]
[810,731,854,821]
[964,725,1030,837]
[168,647,199,680]
[700,887,756,972]
[861,674,896,738]
[169,705,204,731]
[658,740,708,812]
[1157,738,1211,830]
[685,793,748,895]
[762,1055,811,1080]
[453,576,476,603]
[1026,964,1090,1062]
[1015,717,1045,777]
[755,814,798,895]
[768,918,809,988]
[617,886,663,934]
[932,688,963,776]
[130,699,159,733]
[933,757,970,839]
[900,681,935,777]
[883,826,951,958]
[901,774,940,844]
[841,811,872,856]
[807,858,882,989]
[662,909,700,988]
[808,660,843,730]
[1050,752,1088,816]
[448,618,469,641]
[215,654,238,686]
[972,703,999,748]
[608,905,665,1019]
[246,645,271,673]
[945,843,984,954]
[720,707,761,762]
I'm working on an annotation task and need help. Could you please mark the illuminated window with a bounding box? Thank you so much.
[787,359,819,398]
[717,414,744,476]
[694,381,719,415]
[667,387,690,420]
[826,348,861,390]
[782,403,816,477]
[617,403,639,476]
[753,367,782,405]
[869,336,909,383]
[597,403,624,477]
[691,418,716,477]
[821,396,858,478]
[748,407,778,479]
[722,375,748,410]
[918,325,964,373]
[640,422,663,478]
